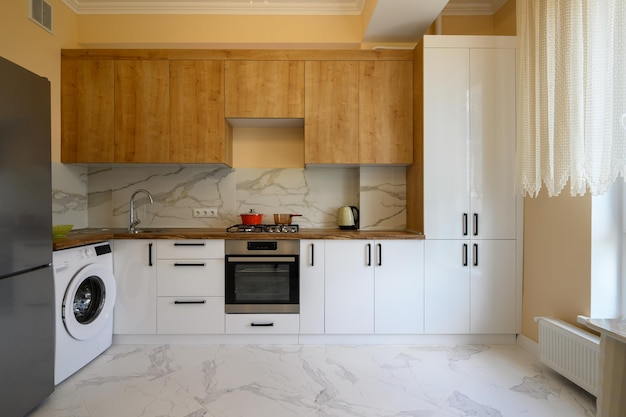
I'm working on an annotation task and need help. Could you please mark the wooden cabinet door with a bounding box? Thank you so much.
[114,60,170,163]
[170,60,231,164]
[61,59,114,163]
[304,61,359,164]
[225,60,304,118]
[358,61,413,164]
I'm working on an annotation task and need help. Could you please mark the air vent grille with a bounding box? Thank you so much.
[30,0,53,33]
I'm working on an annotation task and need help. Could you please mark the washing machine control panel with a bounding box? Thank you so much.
[53,243,112,273]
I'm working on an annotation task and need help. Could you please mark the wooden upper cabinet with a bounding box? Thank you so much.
[359,61,413,164]
[114,60,170,163]
[169,60,231,165]
[225,61,305,118]
[61,59,115,163]
[304,61,359,164]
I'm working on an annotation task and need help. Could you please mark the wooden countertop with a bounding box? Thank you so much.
[53,227,425,251]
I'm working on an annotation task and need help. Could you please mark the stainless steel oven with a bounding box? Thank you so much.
[225,240,299,313]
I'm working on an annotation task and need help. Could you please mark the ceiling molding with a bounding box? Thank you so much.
[442,0,508,16]
[61,0,365,15]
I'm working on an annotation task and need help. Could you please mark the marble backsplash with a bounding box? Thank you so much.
[51,162,406,231]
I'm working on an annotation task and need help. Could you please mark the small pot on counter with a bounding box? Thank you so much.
[240,209,264,225]
[273,213,302,225]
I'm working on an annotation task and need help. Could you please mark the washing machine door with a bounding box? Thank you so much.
[63,263,116,341]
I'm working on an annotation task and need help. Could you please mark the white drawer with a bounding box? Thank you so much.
[157,240,224,259]
[156,259,223,296]
[225,314,300,334]
[157,297,225,334]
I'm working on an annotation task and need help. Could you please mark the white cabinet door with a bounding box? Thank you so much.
[424,45,517,240]
[469,48,517,240]
[423,47,470,240]
[424,239,517,335]
[113,240,157,334]
[299,240,325,334]
[374,240,425,334]
[424,240,470,334]
[470,240,516,334]
[324,240,375,334]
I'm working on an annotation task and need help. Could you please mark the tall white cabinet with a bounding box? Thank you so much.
[422,36,521,335]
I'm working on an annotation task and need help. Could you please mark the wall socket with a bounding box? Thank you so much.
[192,207,218,218]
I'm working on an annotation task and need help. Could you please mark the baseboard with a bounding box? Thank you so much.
[516,333,539,358]
[113,333,518,346]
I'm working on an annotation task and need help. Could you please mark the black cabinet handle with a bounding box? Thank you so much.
[174,242,206,246]
[148,243,153,266]
[462,243,468,266]
[377,243,382,266]
[173,263,206,267]
[251,322,274,327]
[174,300,206,304]
[463,213,468,236]
[473,243,479,266]
[311,243,315,267]
[473,213,479,236]
[367,243,372,266]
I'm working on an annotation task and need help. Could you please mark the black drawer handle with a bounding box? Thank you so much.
[251,322,274,327]
[174,243,206,246]
[148,243,153,266]
[173,263,206,267]
[174,300,206,304]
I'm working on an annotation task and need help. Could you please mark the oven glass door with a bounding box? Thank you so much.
[225,255,299,313]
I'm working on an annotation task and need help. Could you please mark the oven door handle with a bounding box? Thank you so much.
[227,256,297,263]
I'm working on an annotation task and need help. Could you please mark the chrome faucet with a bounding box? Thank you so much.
[129,189,154,233]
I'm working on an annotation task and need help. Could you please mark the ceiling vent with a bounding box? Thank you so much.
[30,0,53,33]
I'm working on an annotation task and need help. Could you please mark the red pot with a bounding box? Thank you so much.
[240,212,263,225]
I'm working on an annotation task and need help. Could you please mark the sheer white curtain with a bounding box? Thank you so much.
[517,0,626,197]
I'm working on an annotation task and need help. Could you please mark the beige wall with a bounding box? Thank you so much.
[0,0,78,162]
[522,191,592,341]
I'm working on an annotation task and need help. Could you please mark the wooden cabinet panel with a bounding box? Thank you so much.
[359,61,413,164]
[225,60,304,118]
[304,61,359,164]
[170,60,231,164]
[114,60,170,163]
[61,59,114,163]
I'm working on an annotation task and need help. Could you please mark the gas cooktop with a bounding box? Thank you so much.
[226,224,299,233]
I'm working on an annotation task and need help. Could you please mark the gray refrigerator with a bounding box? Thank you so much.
[0,56,55,416]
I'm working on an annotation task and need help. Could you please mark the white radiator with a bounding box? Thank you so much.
[535,317,600,396]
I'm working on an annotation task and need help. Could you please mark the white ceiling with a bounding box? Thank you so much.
[60,0,509,43]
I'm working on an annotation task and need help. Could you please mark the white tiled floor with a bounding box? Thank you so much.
[28,344,596,417]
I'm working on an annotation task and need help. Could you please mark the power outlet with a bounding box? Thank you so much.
[192,207,218,218]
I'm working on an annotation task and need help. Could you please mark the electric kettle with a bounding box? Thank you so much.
[337,206,359,230]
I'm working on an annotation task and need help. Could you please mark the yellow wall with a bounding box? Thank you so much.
[494,0,516,36]
[0,0,78,162]
[76,14,363,49]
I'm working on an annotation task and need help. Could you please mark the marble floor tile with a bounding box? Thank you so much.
[27,344,596,417]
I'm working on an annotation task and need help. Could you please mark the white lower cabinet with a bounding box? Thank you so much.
[225,314,300,334]
[113,240,157,334]
[324,240,424,335]
[324,240,375,334]
[299,240,325,334]
[374,240,424,334]
[424,239,516,334]
[156,240,225,334]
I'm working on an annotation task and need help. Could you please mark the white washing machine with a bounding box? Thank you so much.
[53,242,116,385]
